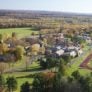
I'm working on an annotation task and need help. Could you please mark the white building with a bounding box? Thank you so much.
[55,49,64,56]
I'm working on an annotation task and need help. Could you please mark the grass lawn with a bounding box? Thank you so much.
[0,27,39,38]
[4,62,40,92]
[4,72,34,92]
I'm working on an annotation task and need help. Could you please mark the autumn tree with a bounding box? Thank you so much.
[0,63,7,75]
[31,44,40,55]
[32,72,55,92]
[12,32,17,41]
[0,34,3,41]
[14,46,24,61]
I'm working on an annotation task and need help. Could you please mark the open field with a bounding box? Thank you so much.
[4,72,34,92]
[4,62,41,92]
[0,27,39,38]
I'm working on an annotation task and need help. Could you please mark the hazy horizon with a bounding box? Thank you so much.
[0,0,92,14]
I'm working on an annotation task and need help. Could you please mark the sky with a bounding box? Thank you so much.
[0,0,92,13]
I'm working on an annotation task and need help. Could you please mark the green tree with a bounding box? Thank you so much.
[53,59,67,92]
[6,76,17,92]
[20,81,30,92]
[0,34,3,41]
[32,73,44,92]
[32,73,54,92]
[47,57,57,69]
[78,76,90,92]
[72,70,80,80]
[39,58,47,69]
[0,75,5,92]
[72,36,86,45]
[62,55,71,64]
[58,58,66,76]
[39,57,57,69]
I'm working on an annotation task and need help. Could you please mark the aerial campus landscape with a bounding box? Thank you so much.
[1,0,92,92]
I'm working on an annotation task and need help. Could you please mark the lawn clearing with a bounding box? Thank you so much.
[4,72,34,92]
[0,27,39,38]
[4,62,40,92]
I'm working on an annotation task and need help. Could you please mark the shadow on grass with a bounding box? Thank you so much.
[16,70,44,79]
[16,67,45,79]
[16,73,35,79]
[27,28,39,31]
[19,67,43,72]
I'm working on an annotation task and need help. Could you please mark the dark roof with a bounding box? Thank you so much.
[0,54,16,62]
[0,55,6,61]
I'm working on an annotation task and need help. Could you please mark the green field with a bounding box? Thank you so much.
[4,62,40,92]
[0,27,39,38]
[4,72,33,92]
